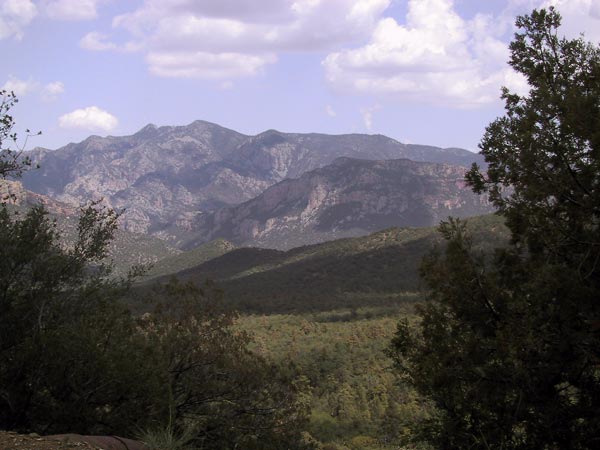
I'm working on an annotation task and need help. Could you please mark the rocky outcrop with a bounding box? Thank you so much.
[1,179,76,216]
[187,157,493,250]
[1,179,179,275]
[21,121,485,244]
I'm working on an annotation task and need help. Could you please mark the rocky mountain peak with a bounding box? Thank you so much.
[21,122,486,247]
[134,123,159,138]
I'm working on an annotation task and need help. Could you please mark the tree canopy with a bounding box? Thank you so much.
[391,8,600,450]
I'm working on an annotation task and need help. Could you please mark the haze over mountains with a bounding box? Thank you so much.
[20,120,490,248]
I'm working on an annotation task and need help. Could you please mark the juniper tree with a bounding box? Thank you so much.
[391,8,600,450]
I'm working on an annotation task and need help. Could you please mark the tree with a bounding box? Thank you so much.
[139,279,314,450]
[1,90,154,433]
[0,90,35,179]
[0,202,158,434]
[466,7,600,279]
[390,8,600,450]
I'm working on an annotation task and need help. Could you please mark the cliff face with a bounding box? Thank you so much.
[188,157,493,250]
[21,122,484,244]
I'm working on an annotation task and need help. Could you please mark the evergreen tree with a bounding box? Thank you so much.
[390,8,600,450]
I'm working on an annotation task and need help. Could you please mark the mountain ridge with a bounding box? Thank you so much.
[186,156,492,250]
[21,121,486,246]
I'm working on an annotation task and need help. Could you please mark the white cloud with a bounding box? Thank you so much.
[87,0,390,79]
[543,0,600,42]
[2,76,38,96]
[80,31,116,51]
[148,0,296,24]
[44,0,99,21]
[360,104,380,131]
[2,76,66,102]
[42,81,65,101]
[79,31,142,52]
[146,51,276,79]
[325,105,336,117]
[59,106,118,132]
[0,0,37,40]
[323,0,530,108]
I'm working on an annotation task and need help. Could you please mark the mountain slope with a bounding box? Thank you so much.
[141,239,234,280]
[186,157,493,249]
[21,122,484,244]
[141,215,508,314]
[1,179,179,276]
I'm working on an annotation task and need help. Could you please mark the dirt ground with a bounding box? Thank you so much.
[0,431,98,449]
[0,432,148,450]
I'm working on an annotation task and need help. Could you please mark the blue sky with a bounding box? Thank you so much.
[2,0,599,152]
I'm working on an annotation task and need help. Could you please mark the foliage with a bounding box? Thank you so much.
[0,90,36,180]
[0,203,312,447]
[141,214,508,314]
[466,8,600,274]
[0,203,156,435]
[2,89,153,433]
[392,8,600,450]
[239,306,432,449]
[138,279,314,450]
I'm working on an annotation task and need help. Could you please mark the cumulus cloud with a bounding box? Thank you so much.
[85,0,390,79]
[59,106,118,132]
[320,0,600,108]
[0,0,37,40]
[323,0,532,108]
[323,0,526,107]
[325,105,336,117]
[42,81,64,101]
[44,0,100,21]
[2,76,38,96]
[71,0,600,107]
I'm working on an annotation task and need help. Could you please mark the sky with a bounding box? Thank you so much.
[2,0,600,152]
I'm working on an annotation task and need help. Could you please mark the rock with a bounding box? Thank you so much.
[47,434,148,450]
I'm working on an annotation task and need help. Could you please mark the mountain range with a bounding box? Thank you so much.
[20,121,488,247]
[188,157,491,250]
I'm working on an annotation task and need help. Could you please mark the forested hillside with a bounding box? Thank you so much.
[144,214,508,313]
